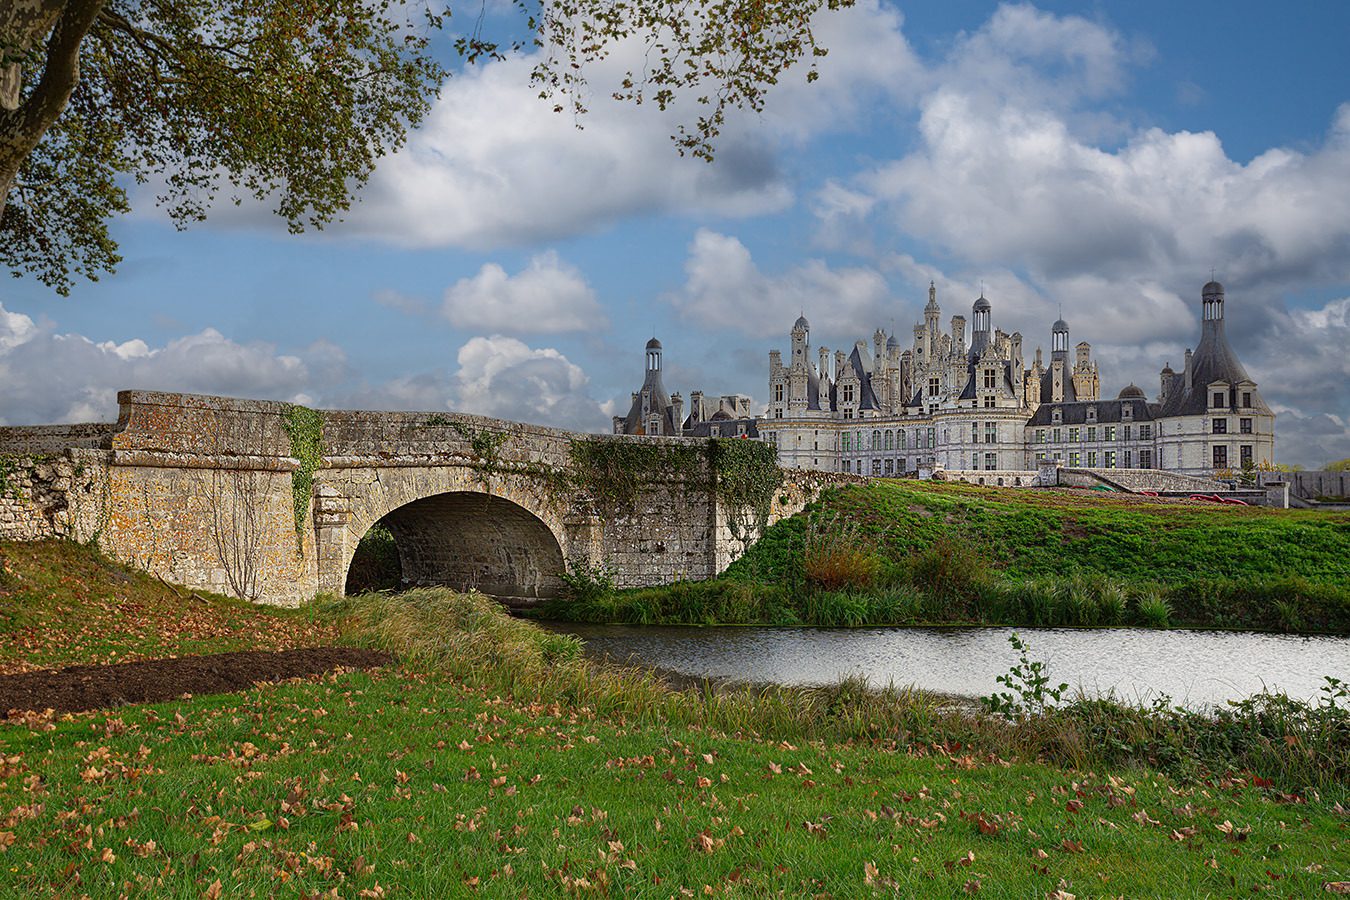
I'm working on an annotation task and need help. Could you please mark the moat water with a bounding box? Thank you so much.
[540,623,1350,708]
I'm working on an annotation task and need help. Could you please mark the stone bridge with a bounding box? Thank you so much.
[1,391,837,605]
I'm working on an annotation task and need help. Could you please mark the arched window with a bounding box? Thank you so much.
[884,430,894,450]
[871,431,882,451]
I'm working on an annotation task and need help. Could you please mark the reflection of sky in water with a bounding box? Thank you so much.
[540,624,1350,708]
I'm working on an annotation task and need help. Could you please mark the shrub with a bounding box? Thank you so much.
[905,533,992,605]
[560,556,616,603]
[1134,591,1171,628]
[800,512,881,591]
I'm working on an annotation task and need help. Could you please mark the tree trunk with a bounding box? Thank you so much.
[0,0,104,221]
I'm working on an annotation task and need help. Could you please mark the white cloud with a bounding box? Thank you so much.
[451,335,608,431]
[0,303,320,425]
[439,251,607,334]
[667,229,892,341]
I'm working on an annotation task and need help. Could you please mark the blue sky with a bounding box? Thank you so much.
[3,1,1350,467]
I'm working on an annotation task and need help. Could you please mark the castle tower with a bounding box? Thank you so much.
[970,294,992,357]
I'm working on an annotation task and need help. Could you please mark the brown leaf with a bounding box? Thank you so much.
[963,878,982,894]
[203,880,223,900]
[1325,883,1350,894]
[1059,839,1084,854]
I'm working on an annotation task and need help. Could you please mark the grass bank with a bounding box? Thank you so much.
[0,539,339,675]
[544,481,1350,632]
[2,584,1348,899]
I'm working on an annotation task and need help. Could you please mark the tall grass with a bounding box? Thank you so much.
[338,588,1350,792]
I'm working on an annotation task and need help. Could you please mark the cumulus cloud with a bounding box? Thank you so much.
[324,0,920,248]
[0,303,609,433]
[0,302,319,425]
[438,251,607,334]
[451,336,609,431]
[667,229,892,340]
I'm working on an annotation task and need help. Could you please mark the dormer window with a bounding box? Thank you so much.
[1212,391,1226,408]
[1052,408,1063,424]
[841,384,855,403]
[1086,406,1097,423]
[1122,405,1133,421]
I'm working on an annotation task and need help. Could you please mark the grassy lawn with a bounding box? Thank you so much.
[0,542,1347,897]
[3,666,1346,899]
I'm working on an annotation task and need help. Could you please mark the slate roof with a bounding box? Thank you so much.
[1026,398,1159,427]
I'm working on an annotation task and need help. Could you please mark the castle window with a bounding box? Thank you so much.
[1212,391,1226,409]
[884,430,894,450]
[872,459,882,477]
[1213,445,1228,469]
[928,377,941,397]
[985,452,997,471]
[1086,426,1096,442]
[898,431,907,450]
[1069,452,1080,467]
[775,409,783,419]
[842,384,854,403]
[1122,405,1133,421]
[1139,424,1152,441]
[1053,428,1062,443]
[871,431,882,451]
[1124,450,1132,468]
[927,427,936,449]
[1052,409,1062,424]
[1122,425,1131,441]
[1212,418,1227,435]
[1069,427,1079,442]
[1105,451,1115,468]
[1240,445,1253,467]
[1036,428,1045,443]
[985,423,997,444]
[1240,418,1252,434]
[1087,407,1097,423]
[843,408,853,419]
[984,396,996,408]
[774,384,784,402]
[1138,449,1152,468]
[1035,451,1046,464]
[884,459,894,475]
[1243,392,1252,408]
[1087,451,1098,467]
[842,433,852,452]
[1104,426,1115,441]
[983,370,997,390]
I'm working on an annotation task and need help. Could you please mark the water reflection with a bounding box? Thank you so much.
[540,623,1350,707]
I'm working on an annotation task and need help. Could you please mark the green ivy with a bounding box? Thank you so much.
[0,455,20,501]
[566,440,704,509]
[709,438,783,537]
[283,405,325,551]
[453,422,511,473]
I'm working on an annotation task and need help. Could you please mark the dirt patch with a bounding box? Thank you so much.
[0,647,394,716]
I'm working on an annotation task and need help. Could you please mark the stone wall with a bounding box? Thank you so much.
[930,469,1039,488]
[0,424,117,455]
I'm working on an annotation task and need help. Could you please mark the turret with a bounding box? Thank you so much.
[971,294,992,356]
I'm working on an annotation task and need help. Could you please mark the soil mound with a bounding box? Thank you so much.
[0,647,394,716]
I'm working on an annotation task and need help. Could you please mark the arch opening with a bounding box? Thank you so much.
[346,491,565,601]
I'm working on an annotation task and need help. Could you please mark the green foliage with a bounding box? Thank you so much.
[983,633,1069,720]
[5,0,858,293]
[0,455,21,501]
[1327,458,1350,472]
[708,438,783,536]
[424,413,452,428]
[281,404,324,551]
[343,524,402,595]
[452,422,511,473]
[566,439,704,509]
[559,556,616,604]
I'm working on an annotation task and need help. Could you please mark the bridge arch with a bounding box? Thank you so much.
[326,467,571,601]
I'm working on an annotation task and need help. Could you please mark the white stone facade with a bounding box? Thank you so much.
[762,281,1275,479]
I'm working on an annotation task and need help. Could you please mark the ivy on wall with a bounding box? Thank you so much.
[709,438,783,536]
[566,440,703,509]
[452,422,511,474]
[565,438,782,534]
[283,405,325,550]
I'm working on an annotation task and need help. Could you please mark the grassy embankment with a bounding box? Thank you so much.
[2,539,1350,897]
[544,480,1350,633]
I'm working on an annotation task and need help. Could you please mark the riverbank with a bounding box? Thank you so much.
[1,560,1348,897]
[541,481,1350,633]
